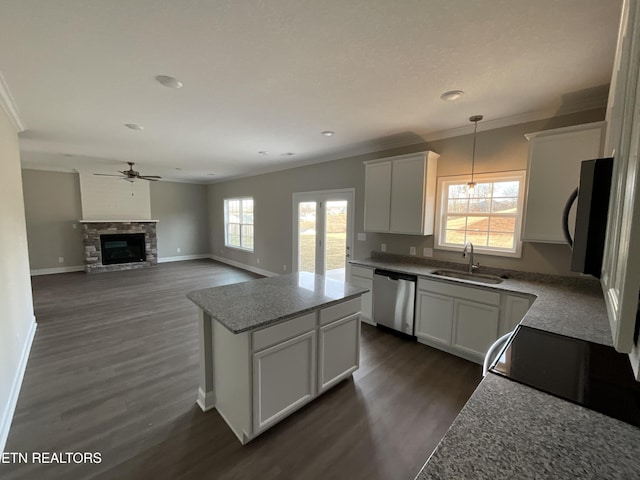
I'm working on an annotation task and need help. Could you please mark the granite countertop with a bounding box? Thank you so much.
[350,256,612,346]
[187,271,368,334]
[348,256,639,478]
[415,374,640,479]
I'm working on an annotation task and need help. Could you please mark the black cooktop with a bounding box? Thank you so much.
[490,325,640,428]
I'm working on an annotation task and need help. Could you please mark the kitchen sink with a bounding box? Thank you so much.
[431,269,503,284]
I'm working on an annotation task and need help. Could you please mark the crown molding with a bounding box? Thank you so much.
[422,95,609,141]
[0,72,25,132]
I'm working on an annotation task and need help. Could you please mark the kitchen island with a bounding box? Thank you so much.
[187,272,367,444]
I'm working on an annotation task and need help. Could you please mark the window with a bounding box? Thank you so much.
[224,197,254,251]
[436,172,526,257]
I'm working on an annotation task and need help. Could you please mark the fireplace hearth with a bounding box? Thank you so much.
[81,220,158,273]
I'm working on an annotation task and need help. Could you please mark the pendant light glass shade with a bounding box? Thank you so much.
[467,115,483,196]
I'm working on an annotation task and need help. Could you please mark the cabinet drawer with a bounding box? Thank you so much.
[350,265,374,279]
[252,312,316,352]
[319,298,360,326]
[418,277,500,306]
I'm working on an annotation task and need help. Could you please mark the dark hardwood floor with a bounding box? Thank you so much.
[1,260,481,480]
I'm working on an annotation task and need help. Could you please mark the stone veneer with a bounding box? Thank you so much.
[82,221,158,274]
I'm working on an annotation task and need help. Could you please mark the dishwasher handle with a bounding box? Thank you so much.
[374,269,417,283]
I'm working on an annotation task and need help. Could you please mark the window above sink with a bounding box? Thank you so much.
[435,171,526,258]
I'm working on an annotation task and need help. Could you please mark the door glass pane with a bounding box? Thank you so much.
[298,202,316,274]
[324,200,347,282]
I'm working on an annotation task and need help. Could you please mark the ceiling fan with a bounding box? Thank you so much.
[94,162,161,182]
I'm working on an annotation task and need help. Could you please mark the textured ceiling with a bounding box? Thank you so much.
[0,0,622,183]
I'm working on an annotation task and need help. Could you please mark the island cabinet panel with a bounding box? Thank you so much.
[252,312,316,351]
[253,330,317,433]
[318,313,360,393]
[501,294,533,334]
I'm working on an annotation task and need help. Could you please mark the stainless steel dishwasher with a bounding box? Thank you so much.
[373,269,417,336]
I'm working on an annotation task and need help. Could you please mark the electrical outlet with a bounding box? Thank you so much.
[256,258,260,264]
[177,247,181,253]
[409,246,416,256]
[58,257,64,263]
[283,265,287,271]
[423,247,433,257]
[72,223,77,229]
[381,243,387,252]
[357,233,366,241]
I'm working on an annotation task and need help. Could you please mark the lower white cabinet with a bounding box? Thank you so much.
[453,300,500,358]
[416,278,513,364]
[203,298,362,444]
[415,290,454,346]
[349,265,374,325]
[502,294,533,334]
[318,313,360,393]
[252,330,317,433]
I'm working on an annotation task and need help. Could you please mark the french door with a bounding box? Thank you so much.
[293,189,354,282]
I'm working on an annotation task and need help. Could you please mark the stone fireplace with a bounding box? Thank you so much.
[81,221,158,273]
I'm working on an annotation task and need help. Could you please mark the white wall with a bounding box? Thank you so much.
[78,173,151,220]
[0,106,36,451]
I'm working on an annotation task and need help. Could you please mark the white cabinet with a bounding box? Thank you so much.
[349,265,374,325]
[600,0,640,376]
[522,122,604,243]
[318,313,360,393]
[452,300,500,359]
[502,294,533,334]
[363,161,392,232]
[363,151,439,235]
[415,290,454,346]
[252,330,316,433]
[198,297,362,444]
[416,277,510,364]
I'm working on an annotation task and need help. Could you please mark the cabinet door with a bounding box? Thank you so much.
[522,124,603,243]
[252,330,316,433]
[415,290,454,346]
[349,275,373,324]
[502,295,532,334]
[390,155,426,234]
[453,299,500,360]
[318,313,360,393]
[364,161,392,232]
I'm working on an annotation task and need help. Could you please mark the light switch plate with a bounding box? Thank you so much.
[423,247,433,257]
[409,246,416,256]
[381,243,387,252]
[357,233,367,241]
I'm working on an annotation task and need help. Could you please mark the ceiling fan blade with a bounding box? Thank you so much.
[94,173,125,177]
[138,176,161,181]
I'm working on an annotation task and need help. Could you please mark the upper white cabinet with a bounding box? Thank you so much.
[364,151,439,235]
[522,122,604,243]
[601,0,640,374]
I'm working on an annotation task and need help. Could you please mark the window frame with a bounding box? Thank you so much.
[435,171,527,258]
[224,197,254,252]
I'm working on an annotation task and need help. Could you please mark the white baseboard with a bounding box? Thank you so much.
[158,254,211,263]
[1,317,37,452]
[209,255,277,277]
[30,265,85,276]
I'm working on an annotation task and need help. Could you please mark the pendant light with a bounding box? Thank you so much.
[467,115,483,196]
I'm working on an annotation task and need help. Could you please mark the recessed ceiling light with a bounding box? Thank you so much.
[321,130,335,137]
[175,167,182,170]
[156,75,183,89]
[281,152,295,156]
[440,90,464,101]
[62,153,74,157]
[258,151,269,155]
[124,123,144,131]
[208,173,216,176]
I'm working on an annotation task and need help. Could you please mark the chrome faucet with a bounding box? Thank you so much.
[462,242,479,273]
